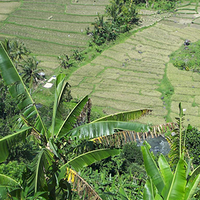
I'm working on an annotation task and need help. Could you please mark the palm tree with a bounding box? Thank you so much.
[0,42,150,199]
[2,39,30,68]
[19,56,43,89]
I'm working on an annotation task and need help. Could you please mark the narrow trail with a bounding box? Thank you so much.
[69,2,200,128]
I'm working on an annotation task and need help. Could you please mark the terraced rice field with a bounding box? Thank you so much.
[0,0,109,74]
[68,1,200,128]
[1,0,200,128]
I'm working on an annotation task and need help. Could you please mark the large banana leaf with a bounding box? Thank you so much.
[55,95,88,139]
[158,155,173,198]
[185,165,200,200]
[58,149,120,181]
[141,141,165,195]
[143,179,156,200]
[0,42,47,139]
[185,174,200,200]
[0,174,21,188]
[28,148,54,194]
[158,154,172,185]
[188,165,200,183]
[0,127,31,163]
[69,121,149,139]
[163,157,187,200]
[49,74,66,137]
[92,109,151,122]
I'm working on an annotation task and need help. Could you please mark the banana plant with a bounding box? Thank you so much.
[142,103,200,199]
[142,140,200,199]
[0,42,150,199]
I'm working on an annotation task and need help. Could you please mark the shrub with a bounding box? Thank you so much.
[72,49,84,61]
[58,54,74,69]
[121,142,143,165]
[170,40,200,72]
[185,126,200,166]
[0,161,25,182]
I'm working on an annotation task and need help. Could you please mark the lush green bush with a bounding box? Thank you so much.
[79,162,145,200]
[88,0,139,46]
[121,142,143,165]
[0,78,20,138]
[0,161,25,182]
[185,126,200,166]
[106,0,140,29]
[170,40,200,72]
[58,54,74,69]
[88,0,177,47]
[76,142,146,199]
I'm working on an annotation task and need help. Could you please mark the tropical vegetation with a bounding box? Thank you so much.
[1,39,44,90]
[142,104,200,200]
[0,0,200,199]
[0,42,150,199]
[170,40,200,72]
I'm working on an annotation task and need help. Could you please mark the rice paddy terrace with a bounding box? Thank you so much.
[0,0,109,73]
[1,0,200,128]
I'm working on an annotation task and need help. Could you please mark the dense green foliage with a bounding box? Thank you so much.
[58,49,85,69]
[0,78,19,137]
[88,0,139,46]
[0,42,151,199]
[1,39,44,88]
[142,141,200,200]
[88,0,178,46]
[170,40,200,72]
[185,126,200,167]
[78,142,146,200]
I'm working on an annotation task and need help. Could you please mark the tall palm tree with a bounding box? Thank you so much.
[19,56,43,89]
[0,42,150,199]
[2,39,30,68]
